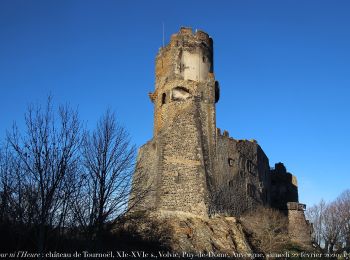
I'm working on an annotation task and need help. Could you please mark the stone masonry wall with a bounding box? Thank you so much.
[270,163,299,210]
[157,99,209,215]
[287,202,313,246]
[146,27,217,216]
[130,140,158,211]
[211,133,270,216]
[152,27,214,138]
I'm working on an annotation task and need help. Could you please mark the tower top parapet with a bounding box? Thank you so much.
[156,27,214,85]
[164,27,213,51]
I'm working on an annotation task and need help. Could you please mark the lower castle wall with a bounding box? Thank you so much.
[132,132,300,219]
[130,140,158,211]
[270,170,299,210]
[212,136,270,216]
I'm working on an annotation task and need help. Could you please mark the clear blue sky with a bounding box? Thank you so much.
[1,0,349,207]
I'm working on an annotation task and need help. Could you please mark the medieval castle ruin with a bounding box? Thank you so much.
[131,27,311,244]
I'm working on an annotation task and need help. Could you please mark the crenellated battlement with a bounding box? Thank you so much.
[168,27,212,48]
[155,27,214,88]
[216,128,258,144]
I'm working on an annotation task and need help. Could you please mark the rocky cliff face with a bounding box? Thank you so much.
[120,211,252,256]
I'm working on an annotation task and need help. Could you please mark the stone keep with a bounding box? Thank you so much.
[131,27,308,226]
[132,27,218,216]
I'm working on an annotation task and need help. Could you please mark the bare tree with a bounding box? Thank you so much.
[306,199,326,247]
[73,110,136,237]
[0,142,13,224]
[306,192,350,253]
[336,190,350,252]
[6,98,82,253]
[321,201,344,253]
[241,207,290,254]
[0,142,31,226]
[0,144,40,249]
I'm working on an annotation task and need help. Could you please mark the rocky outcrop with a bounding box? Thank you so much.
[120,211,252,255]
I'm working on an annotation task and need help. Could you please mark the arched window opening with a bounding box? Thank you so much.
[171,86,191,101]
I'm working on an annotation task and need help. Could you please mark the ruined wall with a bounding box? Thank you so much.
[287,202,313,246]
[212,132,270,216]
[270,163,298,210]
[257,145,271,206]
[129,140,158,211]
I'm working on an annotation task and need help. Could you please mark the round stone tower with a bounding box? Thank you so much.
[146,27,219,216]
[150,27,219,137]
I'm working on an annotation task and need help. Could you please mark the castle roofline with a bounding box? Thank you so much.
[216,128,258,144]
[158,26,213,52]
[177,26,211,40]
